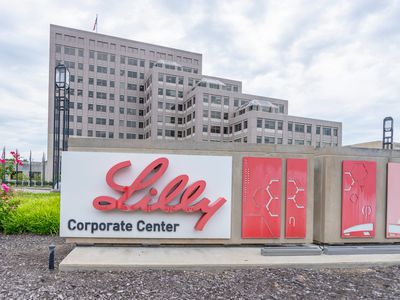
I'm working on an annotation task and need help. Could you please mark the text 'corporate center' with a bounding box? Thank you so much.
[48,24,342,160]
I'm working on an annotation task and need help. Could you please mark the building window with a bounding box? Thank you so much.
[96,118,107,125]
[264,137,275,144]
[334,128,338,136]
[97,52,108,61]
[288,123,293,131]
[323,127,332,136]
[96,92,107,99]
[256,136,262,144]
[96,79,107,87]
[88,130,93,137]
[316,126,321,134]
[166,75,176,84]
[109,132,114,139]
[88,117,93,124]
[210,126,220,134]
[257,119,263,128]
[126,121,136,127]
[127,71,137,78]
[166,89,176,97]
[223,97,229,106]
[128,57,137,66]
[288,139,293,144]
[96,105,107,112]
[295,140,305,145]
[97,66,107,73]
[165,130,175,137]
[277,121,283,130]
[307,125,312,134]
[127,83,137,90]
[265,120,276,129]
[210,111,221,119]
[295,124,305,133]
[127,96,136,103]
[234,123,242,132]
[210,95,221,105]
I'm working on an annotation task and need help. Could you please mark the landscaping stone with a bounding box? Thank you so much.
[1,234,400,299]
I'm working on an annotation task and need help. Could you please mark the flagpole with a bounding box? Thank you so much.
[96,14,98,33]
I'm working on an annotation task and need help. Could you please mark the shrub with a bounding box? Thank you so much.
[0,190,19,231]
[2,193,60,234]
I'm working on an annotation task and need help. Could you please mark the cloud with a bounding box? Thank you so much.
[0,0,400,160]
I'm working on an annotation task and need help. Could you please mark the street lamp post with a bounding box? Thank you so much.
[53,64,70,190]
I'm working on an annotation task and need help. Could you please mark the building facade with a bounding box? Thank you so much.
[48,25,341,179]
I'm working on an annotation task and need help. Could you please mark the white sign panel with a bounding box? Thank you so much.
[60,152,232,239]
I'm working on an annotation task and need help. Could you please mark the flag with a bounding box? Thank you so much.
[93,14,98,32]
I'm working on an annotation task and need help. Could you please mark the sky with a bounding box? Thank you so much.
[0,0,399,160]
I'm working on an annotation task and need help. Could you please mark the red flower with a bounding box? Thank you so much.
[1,183,10,193]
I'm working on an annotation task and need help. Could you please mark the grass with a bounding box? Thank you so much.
[2,192,60,235]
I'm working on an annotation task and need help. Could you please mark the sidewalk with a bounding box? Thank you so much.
[59,246,400,271]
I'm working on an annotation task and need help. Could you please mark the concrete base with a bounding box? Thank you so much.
[323,245,400,255]
[60,246,400,271]
[261,244,322,256]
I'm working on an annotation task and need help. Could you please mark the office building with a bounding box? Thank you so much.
[48,25,341,178]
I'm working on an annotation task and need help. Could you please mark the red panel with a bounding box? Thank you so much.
[341,160,376,238]
[386,163,400,238]
[285,159,307,238]
[242,157,282,238]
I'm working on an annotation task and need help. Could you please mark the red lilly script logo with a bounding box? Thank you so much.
[93,157,227,230]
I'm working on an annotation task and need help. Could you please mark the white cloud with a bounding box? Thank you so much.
[0,0,399,160]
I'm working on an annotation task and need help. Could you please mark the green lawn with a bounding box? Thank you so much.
[1,192,60,235]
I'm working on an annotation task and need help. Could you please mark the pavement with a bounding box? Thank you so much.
[59,246,400,271]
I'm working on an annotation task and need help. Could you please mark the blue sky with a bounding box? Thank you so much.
[0,0,399,160]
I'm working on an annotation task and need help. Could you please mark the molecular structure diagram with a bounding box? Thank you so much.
[265,179,280,217]
[343,163,369,193]
[287,179,305,209]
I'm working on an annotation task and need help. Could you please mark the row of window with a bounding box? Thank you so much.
[57,60,146,80]
[70,117,144,128]
[69,88,145,102]
[157,127,196,138]
[287,122,338,136]
[69,102,144,115]
[54,38,200,65]
[256,119,284,130]
[70,128,144,139]
[158,88,184,98]
[200,121,249,135]
[203,94,230,106]
[158,73,184,85]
